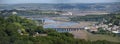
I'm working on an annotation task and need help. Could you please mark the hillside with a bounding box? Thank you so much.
[0,2,120,12]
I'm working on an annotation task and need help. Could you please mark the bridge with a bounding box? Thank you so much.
[52,28,84,32]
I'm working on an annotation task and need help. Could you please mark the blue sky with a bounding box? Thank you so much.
[0,0,120,4]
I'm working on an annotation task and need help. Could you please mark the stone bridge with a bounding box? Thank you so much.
[52,28,84,32]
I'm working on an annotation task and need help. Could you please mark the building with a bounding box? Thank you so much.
[86,26,98,33]
[112,26,120,34]
[61,12,72,15]
[12,11,18,15]
[33,32,47,37]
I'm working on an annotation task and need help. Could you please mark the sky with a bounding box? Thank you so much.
[0,0,120,4]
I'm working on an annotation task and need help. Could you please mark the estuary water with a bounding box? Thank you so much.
[43,18,78,28]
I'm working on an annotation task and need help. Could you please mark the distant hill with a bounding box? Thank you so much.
[0,2,120,13]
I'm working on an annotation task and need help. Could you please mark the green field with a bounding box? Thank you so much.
[86,31,120,42]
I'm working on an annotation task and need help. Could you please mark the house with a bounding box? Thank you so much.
[84,27,90,30]
[18,29,23,35]
[12,11,17,15]
[112,30,120,34]
[33,32,47,37]
[87,26,98,33]
[60,12,72,15]
[112,27,120,34]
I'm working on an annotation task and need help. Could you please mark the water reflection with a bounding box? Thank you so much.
[43,18,78,28]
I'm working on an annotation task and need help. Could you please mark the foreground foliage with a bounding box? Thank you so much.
[0,15,120,44]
